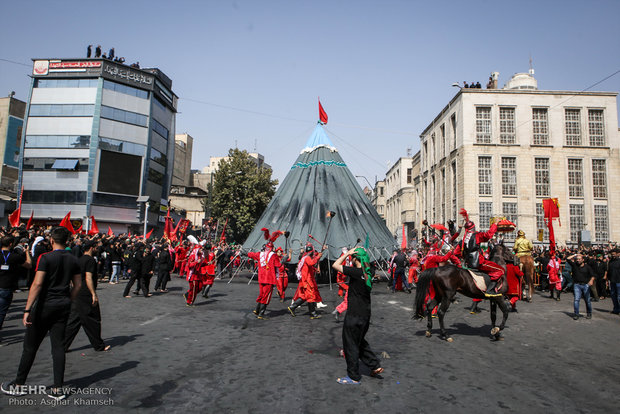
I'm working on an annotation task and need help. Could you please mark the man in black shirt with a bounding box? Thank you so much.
[64,240,110,352]
[607,250,620,315]
[567,253,595,320]
[0,236,32,339]
[391,248,412,293]
[332,247,383,385]
[1,227,81,401]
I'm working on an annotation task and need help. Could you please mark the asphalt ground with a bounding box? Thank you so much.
[1,271,619,414]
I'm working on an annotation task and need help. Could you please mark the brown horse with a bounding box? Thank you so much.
[519,255,535,302]
[413,244,514,341]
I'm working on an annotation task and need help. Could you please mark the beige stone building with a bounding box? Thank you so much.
[385,156,418,242]
[416,71,619,246]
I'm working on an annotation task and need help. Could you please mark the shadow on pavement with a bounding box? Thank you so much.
[67,360,140,389]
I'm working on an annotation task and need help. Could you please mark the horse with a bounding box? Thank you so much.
[519,255,535,302]
[413,244,514,342]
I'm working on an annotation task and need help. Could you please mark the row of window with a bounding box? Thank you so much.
[148,168,164,185]
[22,157,89,171]
[152,118,169,140]
[30,104,94,117]
[34,78,98,88]
[99,137,146,157]
[22,190,87,204]
[149,148,167,166]
[475,107,605,146]
[424,114,457,169]
[25,135,90,149]
[479,202,608,243]
[477,156,607,199]
[103,80,149,99]
[101,105,148,127]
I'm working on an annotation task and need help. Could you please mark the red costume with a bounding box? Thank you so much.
[293,251,323,303]
[454,222,504,282]
[547,256,562,291]
[275,248,290,301]
[408,255,419,284]
[248,228,284,318]
[336,251,352,297]
[505,262,524,309]
[184,244,204,306]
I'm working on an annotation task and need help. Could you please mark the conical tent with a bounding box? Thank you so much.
[243,124,396,263]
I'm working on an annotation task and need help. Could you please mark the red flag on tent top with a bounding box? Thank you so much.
[107,226,114,236]
[88,216,99,235]
[319,98,328,124]
[26,211,34,230]
[60,212,76,234]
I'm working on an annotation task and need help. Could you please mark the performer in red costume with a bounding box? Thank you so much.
[336,247,352,297]
[184,239,204,306]
[275,247,292,302]
[547,253,562,301]
[453,210,503,297]
[505,261,524,312]
[288,244,325,319]
[201,245,217,298]
[246,228,283,319]
[408,250,419,285]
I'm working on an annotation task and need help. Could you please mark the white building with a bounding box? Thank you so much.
[417,70,619,245]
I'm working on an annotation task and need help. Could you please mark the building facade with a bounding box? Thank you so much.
[18,58,177,233]
[384,157,417,243]
[417,72,619,245]
[172,133,193,187]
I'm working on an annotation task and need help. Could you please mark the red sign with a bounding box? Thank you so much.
[49,60,102,69]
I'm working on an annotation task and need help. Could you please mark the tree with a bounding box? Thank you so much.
[211,148,278,243]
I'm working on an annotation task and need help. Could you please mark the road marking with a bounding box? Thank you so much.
[140,313,170,326]
[386,300,411,311]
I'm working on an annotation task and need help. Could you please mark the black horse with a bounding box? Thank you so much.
[413,244,514,341]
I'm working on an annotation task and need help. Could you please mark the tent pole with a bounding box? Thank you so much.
[326,249,332,291]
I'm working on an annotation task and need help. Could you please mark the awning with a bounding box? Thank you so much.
[51,159,79,170]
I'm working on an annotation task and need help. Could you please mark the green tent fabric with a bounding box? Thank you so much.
[243,124,396,263]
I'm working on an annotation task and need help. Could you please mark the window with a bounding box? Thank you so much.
[440,124,446,157]
[479,202,493,231]
[22,158,88,171]
[476,107,491,143]
[431,175,436,223]
[565,108,581,145]
[499,107,515,144]
[501,157,517,196]
[569,204,584,242]
[592,159,607,199]
[478,156,492,195]
[568,159,583,198]
[532,108,548,145]
[34,78,98,88]
[152,119,169,140]
[150,148,167,166]
[99,137,146,157]
[536,203,549,242]
[594,205,609,243]
[441,168,446,223]
[502,202,518,228]
[100,105,148,127]
[588,109,605,147]
[148,168,164,185]
[451,114,457,149]
[103,80,149,99]
[25,135,90,149]
[423,142,428,171]
[406,168,412,184]
[431,133,436,164]
[29,104,94,117]
[22,190,86,204]
[534,158,550,197]
[451,161,457,219]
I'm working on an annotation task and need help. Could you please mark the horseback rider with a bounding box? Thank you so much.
[453,209,504,297]
[513,230,533,266]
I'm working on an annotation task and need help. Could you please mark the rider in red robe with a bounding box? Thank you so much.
[453,211,503,297]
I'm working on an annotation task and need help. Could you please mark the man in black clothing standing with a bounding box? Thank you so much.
[123,246,143,298]
[87,45,92,58]
[64,240,110,352]
[140,246,155,297]
[391,248,411,293]
[607,250,620,315]
[0,236,32,339]
[1,227,81,401]
[332,247,383,385]
[567,253,596,320]
[155,243,172,292]
[95,45,101,58]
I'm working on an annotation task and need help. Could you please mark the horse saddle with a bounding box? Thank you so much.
[466,269,491,293]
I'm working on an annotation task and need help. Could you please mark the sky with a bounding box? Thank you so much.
[1,0,619,186]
